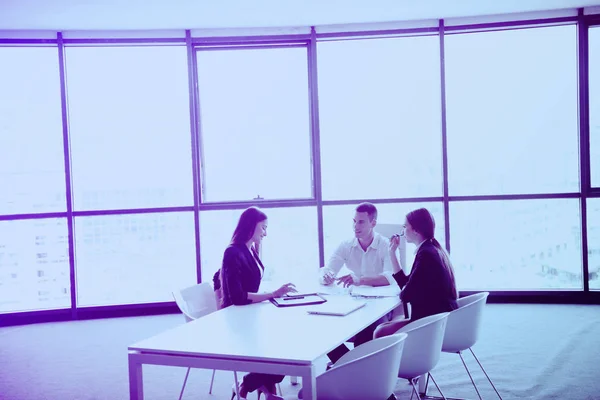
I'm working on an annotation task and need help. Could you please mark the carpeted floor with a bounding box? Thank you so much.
[1,303,599,400]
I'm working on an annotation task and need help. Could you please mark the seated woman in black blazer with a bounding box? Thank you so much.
[218,206,296,400]
[374,207,458,338]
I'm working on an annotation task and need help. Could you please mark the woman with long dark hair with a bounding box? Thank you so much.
[374,207,458,338]
[217,206,296,400]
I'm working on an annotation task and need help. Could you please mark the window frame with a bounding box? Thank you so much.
[3,13,600,325]
[193,41,317,205]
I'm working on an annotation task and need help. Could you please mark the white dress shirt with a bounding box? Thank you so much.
[414,239,427,254]
[249,246,264,278]
[321,232,394,285]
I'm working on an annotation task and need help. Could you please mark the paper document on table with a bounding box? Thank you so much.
[306,297,366,316]
[316,283,352,296]
[288,280,349,296]
[350,285,400,298]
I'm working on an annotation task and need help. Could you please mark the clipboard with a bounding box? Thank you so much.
[270,293,327,307]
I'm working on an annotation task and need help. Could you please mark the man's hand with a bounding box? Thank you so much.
[336,274,355,288]
[322,271,335,285]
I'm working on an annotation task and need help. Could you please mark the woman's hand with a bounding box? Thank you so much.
[389,234,400,254]
[388,234,403,274]
[272,283,297,298]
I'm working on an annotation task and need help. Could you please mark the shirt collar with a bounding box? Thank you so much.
[351,232,382,250]
[414,239,428,254]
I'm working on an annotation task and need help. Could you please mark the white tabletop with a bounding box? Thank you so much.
[129,295,400,365]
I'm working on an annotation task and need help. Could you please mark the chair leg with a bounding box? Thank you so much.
[410,378,422,400]
[428,373,447,400]
[179,367,191,400]
[459,352,483,400]
[208,369,217,394]
[469,348,503,400]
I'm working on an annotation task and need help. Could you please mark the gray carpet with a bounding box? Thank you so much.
[1,304,599,400]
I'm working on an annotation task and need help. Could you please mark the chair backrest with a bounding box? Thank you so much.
[457,291,488,308]
[442,292,489,353]
[172,282,217,323]
[316,333,408,400]
[374,223,408,274]
[396,312,449,380]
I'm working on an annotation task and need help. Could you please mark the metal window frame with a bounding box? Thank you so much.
[192,38,314,206]
[587,23,600,194]
[2,11,600,326]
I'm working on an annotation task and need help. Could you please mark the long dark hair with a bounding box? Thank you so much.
[406,208,458,298]
[231,207,268,247]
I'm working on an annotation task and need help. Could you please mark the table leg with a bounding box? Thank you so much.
[128,352,144,400]
[418,373,428,394]
[301,365,316,400]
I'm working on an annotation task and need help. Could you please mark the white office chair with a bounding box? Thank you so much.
[395,312,450,400]
[423,292,502,400]
[298,333,408,400]
[172,282,241,400]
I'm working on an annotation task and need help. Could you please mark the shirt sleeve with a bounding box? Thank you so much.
[321,241,348,282]
[221,247,252,306]
[399,249,436,304]
[393,270,409,288]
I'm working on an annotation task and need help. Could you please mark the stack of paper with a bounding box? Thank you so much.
[350,285,400,298]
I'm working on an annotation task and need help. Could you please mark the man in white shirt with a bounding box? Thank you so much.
[322,202,395,364]
[321,202,394,288]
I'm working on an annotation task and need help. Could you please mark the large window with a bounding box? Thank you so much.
[445,25,579,195]
[65,46,194,211]
[588,199,600,290]
[318,36,443,200]
[196,47,312,202]
[323,202,445,274]
[590,27,600,188]
[0,218,70,313]
[199,207,319,286]
[0,47,66,215]
[450,199,582,290]
[3,19,600,318]
[74,212,196,307]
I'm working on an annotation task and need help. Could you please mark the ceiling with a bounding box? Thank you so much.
[0,0,599,31]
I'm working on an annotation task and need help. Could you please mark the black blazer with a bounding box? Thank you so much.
[393,240,458,321]
[220,243,265,309]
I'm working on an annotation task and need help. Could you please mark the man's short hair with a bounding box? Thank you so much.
[356,202,378,222]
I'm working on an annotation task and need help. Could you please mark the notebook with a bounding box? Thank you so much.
[306,297,367,316]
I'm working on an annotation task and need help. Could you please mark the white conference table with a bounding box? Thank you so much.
[128,289,401,400]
